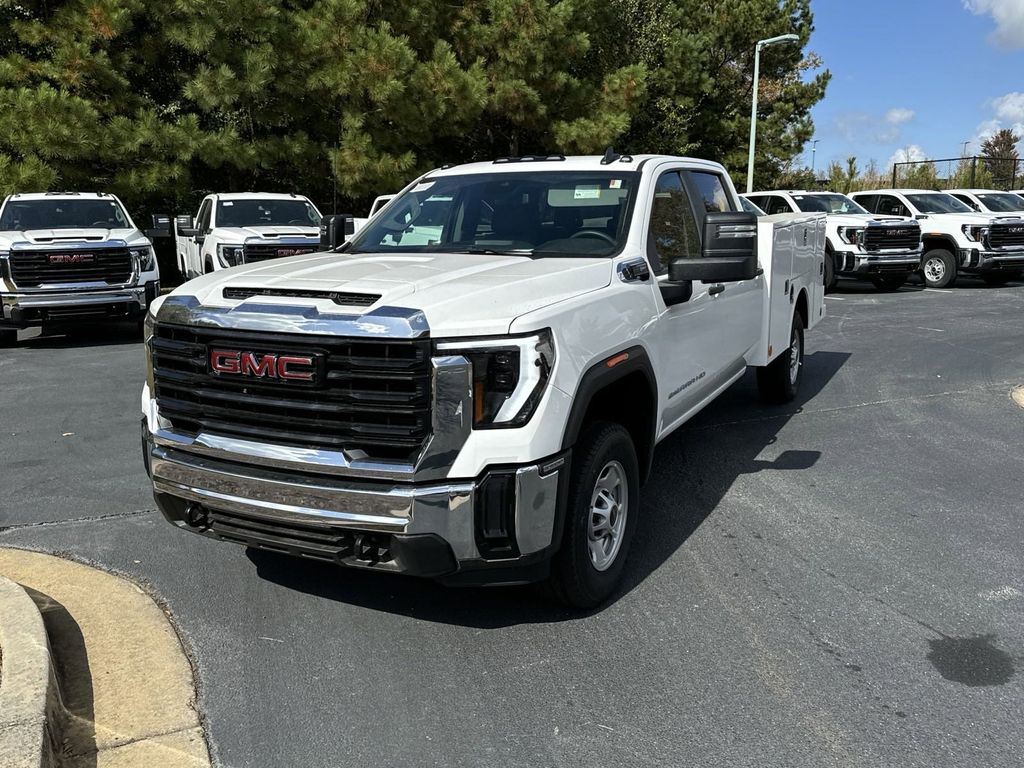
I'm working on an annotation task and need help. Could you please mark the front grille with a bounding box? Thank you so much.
[222,287,380,306]
[151,324,432,460]
[242,243,319,263]
[988,222,1024,250]
[9,247,133,288]
[862,223,920,252]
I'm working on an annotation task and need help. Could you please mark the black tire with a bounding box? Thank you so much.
[981,274,1010,287]
[756,311,805,404]
[0,328,17,347]
[546,422,640,609]
[870,275,907,291]
[824,249,837,293]
[921,249,957,288]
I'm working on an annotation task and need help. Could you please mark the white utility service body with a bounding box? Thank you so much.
[142,153,824,606]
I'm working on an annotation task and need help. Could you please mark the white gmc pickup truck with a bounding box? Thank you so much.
[0,192,160,346]
[141,153,824,606]
[175,192,323,279]
[851,189,1024,287]
[742,190,921,291]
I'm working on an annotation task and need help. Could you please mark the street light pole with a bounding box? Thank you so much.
[960,140,970,157]
[746,34,800,194]
[810,139,820,174]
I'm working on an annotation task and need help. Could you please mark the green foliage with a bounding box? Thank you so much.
[981,128,1022,189]
[0,0,828,217]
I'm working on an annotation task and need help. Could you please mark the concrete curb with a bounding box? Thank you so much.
[0,575,58,768]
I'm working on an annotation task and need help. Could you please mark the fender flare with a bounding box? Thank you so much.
[560,345,659,480]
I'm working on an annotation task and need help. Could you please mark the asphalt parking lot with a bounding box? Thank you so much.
[2,278,1023,768]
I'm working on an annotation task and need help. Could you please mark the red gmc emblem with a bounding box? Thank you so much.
[49,253,94,264]
[277,248,315,257]
[209,349,317,382]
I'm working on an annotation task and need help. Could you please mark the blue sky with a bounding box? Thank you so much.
[806,0,1024,172]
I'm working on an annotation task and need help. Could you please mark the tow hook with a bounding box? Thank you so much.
[353,533,391,564]
[184,502,211,530]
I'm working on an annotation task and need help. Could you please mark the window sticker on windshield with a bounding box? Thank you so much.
[609,179,622,189]
[574,185,601,200]
[222,201,234,206]
[411,182,435,193]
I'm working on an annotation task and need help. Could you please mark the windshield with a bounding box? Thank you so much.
[977,193,1024,212]
[905,193,972,214]
[216,199,321,228]
[0,198,131,231]
[347,170,639,257]
[791,193,868,215]
[740,197,766,216]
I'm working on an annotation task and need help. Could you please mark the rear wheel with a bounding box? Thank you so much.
[871,275,907,291]
[756,311,805,404]
[922,249,957,288]
[546,422,639,609]
[0,328,17,347]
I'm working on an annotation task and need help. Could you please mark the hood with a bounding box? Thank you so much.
[171,250,614,336]
[0,227,149,249]
[826,213,911,227]
[213,225,320,242]
[914,212,1011,226]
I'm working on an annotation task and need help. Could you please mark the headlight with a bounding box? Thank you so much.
[837,226,864,245]
[131,245,156,271]
[217,244,245,267]
[961,224,988,242]
[436,330,555,428]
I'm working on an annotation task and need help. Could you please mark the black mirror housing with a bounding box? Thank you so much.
[669,211,758,283]
[320,213,356,249]
[174,214,197,237]
[146,213,173,238]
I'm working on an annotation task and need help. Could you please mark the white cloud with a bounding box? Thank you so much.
[889,145,929,166]
[992,92,1024,123]
[964,0,1024,48]
[835,106,916,144]
[885,108,915,126]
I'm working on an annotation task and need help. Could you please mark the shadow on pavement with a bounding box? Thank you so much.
[248,350,851,628]
[16,321,142,350]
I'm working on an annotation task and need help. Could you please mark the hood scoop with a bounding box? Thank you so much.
[223,286,381,307]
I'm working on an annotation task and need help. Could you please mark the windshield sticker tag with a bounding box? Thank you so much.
[609,179,622,189]
[574,185,601,200]
[411,182,435,193]
[222,201,234,206]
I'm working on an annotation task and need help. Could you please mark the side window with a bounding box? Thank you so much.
[196,200,212,232]
[876,195,909,217]
[747,195,767,210]
[688,171,734,215]
[648,171,701,275]
[765,196,793,215]
[852,195,875,213]
[951,193,979,211]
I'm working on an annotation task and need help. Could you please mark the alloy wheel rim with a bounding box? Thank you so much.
[588,460,628,572]
[789,330,802,386]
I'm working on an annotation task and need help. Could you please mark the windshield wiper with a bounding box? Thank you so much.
[450,247,534,256]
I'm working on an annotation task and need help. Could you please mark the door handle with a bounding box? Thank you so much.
[708,283,725,297]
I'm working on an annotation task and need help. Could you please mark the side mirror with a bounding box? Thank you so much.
[319,213,356,249]
[175,214,197,237]
[146,213,173,238]
[668,211,758,283]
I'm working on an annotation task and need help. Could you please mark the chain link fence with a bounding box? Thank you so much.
[891,157,1024,191]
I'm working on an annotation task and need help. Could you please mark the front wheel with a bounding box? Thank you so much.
[871,275,907,291]
[824,250,837,293]
[922,249,957,288]
[546,422,639,609]
[756,311,805,404]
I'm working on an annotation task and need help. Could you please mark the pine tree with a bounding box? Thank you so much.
[981,128,1021,189]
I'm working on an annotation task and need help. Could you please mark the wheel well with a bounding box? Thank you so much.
[795,288,808,327]
[922,235,956,255]
[576,371,656,482]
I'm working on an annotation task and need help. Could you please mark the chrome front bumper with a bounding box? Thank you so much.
[144,429,566,584]
[962,248,1024,271]
[835,250,921,275]
[1,282,157,327]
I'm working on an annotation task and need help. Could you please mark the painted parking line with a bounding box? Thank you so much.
[824,296,846,301]
[924,288,954,293]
